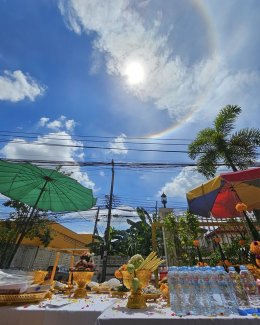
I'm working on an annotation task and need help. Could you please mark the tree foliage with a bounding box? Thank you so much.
[163,211,205,265]
[188,105,260,178]
[88,207,164,258]
[0,200,54,268]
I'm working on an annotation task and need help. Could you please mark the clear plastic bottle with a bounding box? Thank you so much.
[215,266,239,314]
[239,265,259,306]
[196,267,218,316]
[205,267,227,315]
[228,266,249,307]
[181,267,196,315]
[168,267,184,316]
[190,267,204,315]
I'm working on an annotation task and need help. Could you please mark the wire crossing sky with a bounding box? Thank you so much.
[0,0,260,233]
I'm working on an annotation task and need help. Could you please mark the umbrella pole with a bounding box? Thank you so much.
[233,190,260,241]
[6,179,50,268]
[17,178,50,239]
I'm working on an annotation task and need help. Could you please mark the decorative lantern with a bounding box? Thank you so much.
[193,240,199,247]
[161,192,167,208]
[235,202,248,213]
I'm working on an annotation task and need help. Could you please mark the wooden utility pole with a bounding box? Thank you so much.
[92,207,100,244]
[101,160,115,282]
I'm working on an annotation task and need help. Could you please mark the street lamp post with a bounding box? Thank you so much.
[159,192,178,266]
[161,192,167,208]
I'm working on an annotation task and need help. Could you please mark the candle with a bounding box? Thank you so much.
[68,255,74,284]
[50,251,60,283]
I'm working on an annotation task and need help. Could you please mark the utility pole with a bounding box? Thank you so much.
[101,160,115,282]
[92,207,100,244]
[155,201,158,220]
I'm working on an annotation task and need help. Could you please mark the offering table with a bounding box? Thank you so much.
[96,299,260,325]
[0,294,116,325]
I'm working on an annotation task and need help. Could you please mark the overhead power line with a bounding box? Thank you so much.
[0,130,194,141]
[1,158,259,169]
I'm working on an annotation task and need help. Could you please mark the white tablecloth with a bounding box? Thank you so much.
[0,294,116,325]
[96,299,260,325]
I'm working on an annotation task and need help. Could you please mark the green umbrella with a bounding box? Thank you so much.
[0,160,97,212]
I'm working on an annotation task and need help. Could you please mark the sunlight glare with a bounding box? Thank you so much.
[125,62,145,85]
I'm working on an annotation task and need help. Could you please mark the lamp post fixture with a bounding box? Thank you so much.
[161,192,167,208]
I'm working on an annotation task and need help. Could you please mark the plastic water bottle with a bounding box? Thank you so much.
[228,266,249,307]
[181,267,194,315]
[206,267,227,315]
[168,267,184,316]
[215,266,239,314]
[239,265,259,306]
[190,267,205,315]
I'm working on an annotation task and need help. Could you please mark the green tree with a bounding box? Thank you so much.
[0,200,54,269]
[163,211,205,266]
[188,105,260,178]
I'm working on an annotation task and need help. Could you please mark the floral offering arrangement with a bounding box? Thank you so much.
[115,252,164,293]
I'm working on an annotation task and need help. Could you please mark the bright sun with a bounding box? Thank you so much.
[125,62,145,85]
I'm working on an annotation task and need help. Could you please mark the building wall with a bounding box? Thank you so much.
[10,244,129,281]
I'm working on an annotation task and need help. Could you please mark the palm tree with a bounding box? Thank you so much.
[188,105,260,178]
[188,105,260,241]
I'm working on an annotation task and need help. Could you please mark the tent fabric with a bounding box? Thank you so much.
[186,167,260,218]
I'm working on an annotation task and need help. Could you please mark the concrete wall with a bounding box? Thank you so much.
[10,244,129,281]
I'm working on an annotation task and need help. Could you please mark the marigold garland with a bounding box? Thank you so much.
[235,202,248,213]
[239,239,246,246]
[193,240,199,247]
[197,261,208,267]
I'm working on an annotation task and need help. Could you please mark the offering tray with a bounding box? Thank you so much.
[143,293,161,301]
[0,291,47,305]
[91,286,110,294]
[110,290,128,298]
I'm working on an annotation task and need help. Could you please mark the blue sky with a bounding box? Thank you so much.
[0,0,260,235]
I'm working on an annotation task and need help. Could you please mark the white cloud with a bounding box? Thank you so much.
[38,117,50,127]
[38,116,76,132]
[99,171,105,177]
[158,167,207,200]
[46,120,62,130]
[108,133,128,155]
[58,0,260,123]
[0,131,95,190]
[0,70,45,102]
[65,119,76,131]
